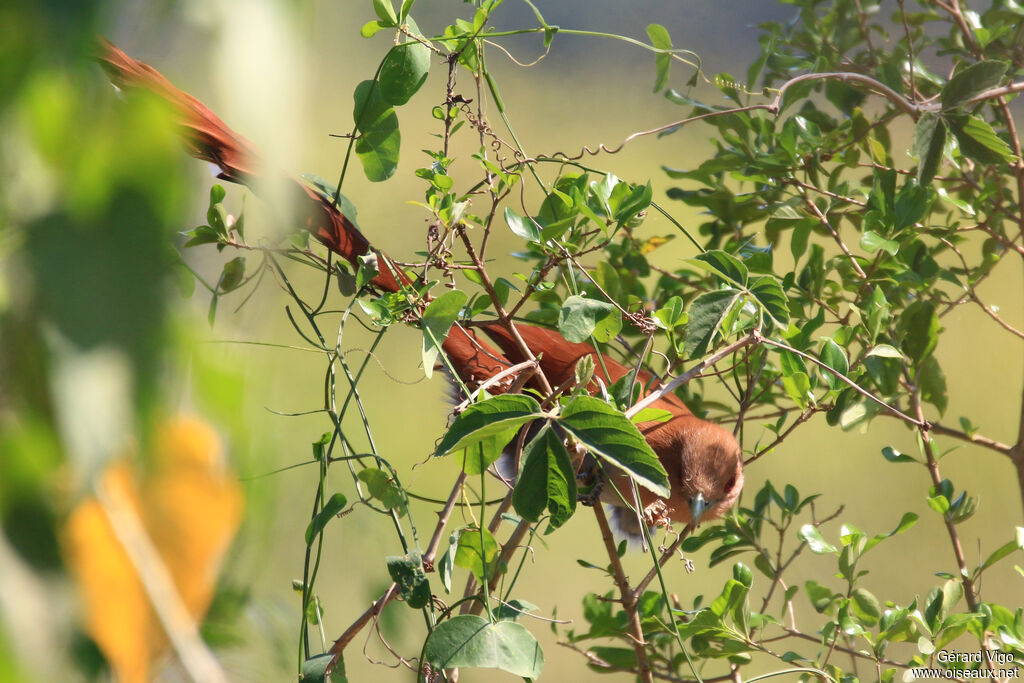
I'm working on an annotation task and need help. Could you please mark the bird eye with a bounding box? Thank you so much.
[722,475,737,493]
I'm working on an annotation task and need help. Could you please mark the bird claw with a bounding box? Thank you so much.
[576,455,603,506]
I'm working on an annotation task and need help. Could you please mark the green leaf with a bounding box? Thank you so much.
[866,344,904,359]
[941,60,1007,111]
[613,181,652,226]
[557,295,622,344]
[900,300,939,363]
[421,290,467,378]
[927,494,950,514]
[798,525,838,554]
[379,37,431,106]
[818,339,849,391]
[182,225,221,248]
[435,394,544,457]
[630,408,673,424]
[646,24,672,92]
[217,256,246,293]
[860,230,899,256]
[748,276,789,325]
[689,250,748,287]
[685,289,741,359]
[355,252,379,291]
[454,526,499,582]
[950,113,1018,165]
[361,20,388,38]
[915,112,946,185]
[372,0,397,25]
[978,527,1024,572]
[357,469,405,511]
[652,295,686,330]
[560,396,669,498]
[504,207,540,242]
[805,580,837,613]
[423,615,544,679]
[512,424,577,529]
[305,493,348,545]
[882,446,915,464]
[301,653,346,683]
[851,588,881,626]
[386,552,430,609]
[918,355,948,415]
[352,80,401,182]
[892,180,932,231]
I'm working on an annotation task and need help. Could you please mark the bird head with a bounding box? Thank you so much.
[643,416,744,526]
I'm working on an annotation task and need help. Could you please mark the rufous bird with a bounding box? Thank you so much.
[97,41,744,533]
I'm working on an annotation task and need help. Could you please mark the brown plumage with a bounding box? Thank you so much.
[97,41,743,530]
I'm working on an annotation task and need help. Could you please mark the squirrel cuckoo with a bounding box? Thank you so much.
[98,41,743,531]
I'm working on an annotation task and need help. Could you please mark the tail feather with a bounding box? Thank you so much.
[97,40,411,294]
[97,42,565,399]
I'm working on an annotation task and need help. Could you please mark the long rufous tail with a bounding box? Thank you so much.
[98,40,512,391]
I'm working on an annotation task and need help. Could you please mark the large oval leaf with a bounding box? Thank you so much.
[434,394,543,457]
[423,615,544,679]
[559,396,669,497]
[352,80,400,182]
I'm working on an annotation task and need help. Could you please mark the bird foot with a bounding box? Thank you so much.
[576,455,603,506]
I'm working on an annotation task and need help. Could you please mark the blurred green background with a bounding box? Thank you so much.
[1,1,1022,681]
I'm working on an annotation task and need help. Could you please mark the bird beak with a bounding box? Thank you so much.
[689,492,709,525]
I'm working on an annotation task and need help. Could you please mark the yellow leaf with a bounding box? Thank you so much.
[63,416,243,680]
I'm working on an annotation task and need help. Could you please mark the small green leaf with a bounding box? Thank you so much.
[900,300,939,363]
[386,552,430,608]
[357,469,405,511]
[560,396,669,498]
[915,112,946,185]
[361,20,388,38]
[748,276,789,325]
[950,113,1018,165]
[851,587,881,625]
[818,339,849,391]
[421,290,467,378]
[866,344,904,359]
[301,653,346,683]
[630,408,673,424]
[454,526,499,582]
[305,493,348,545]
[860,230,899,256]
[218,256,246,293]
[504,207,540,242]
[798,525,838,554]
[372,0,397,25]
[882,446,915,464]
[379,36,431,106]
[512,424,577,529]
[941,60,1007,110]
[978,527,1024,572]
[927,494,950,515]
[646,24,672,92]
[652,296,685,330]
[918,355,948,415]
[423,615,544,679]
[557,295,622,344]
[689,250,748,287]
[352,80,401,182]
[685,289,741,359]
[805,580,837,613]
[182,225,221,248]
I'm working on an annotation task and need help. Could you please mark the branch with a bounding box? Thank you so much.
[95,476,229,683]
[625,332,757,418]
[593,503,654,683]
[754,332,926,428]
